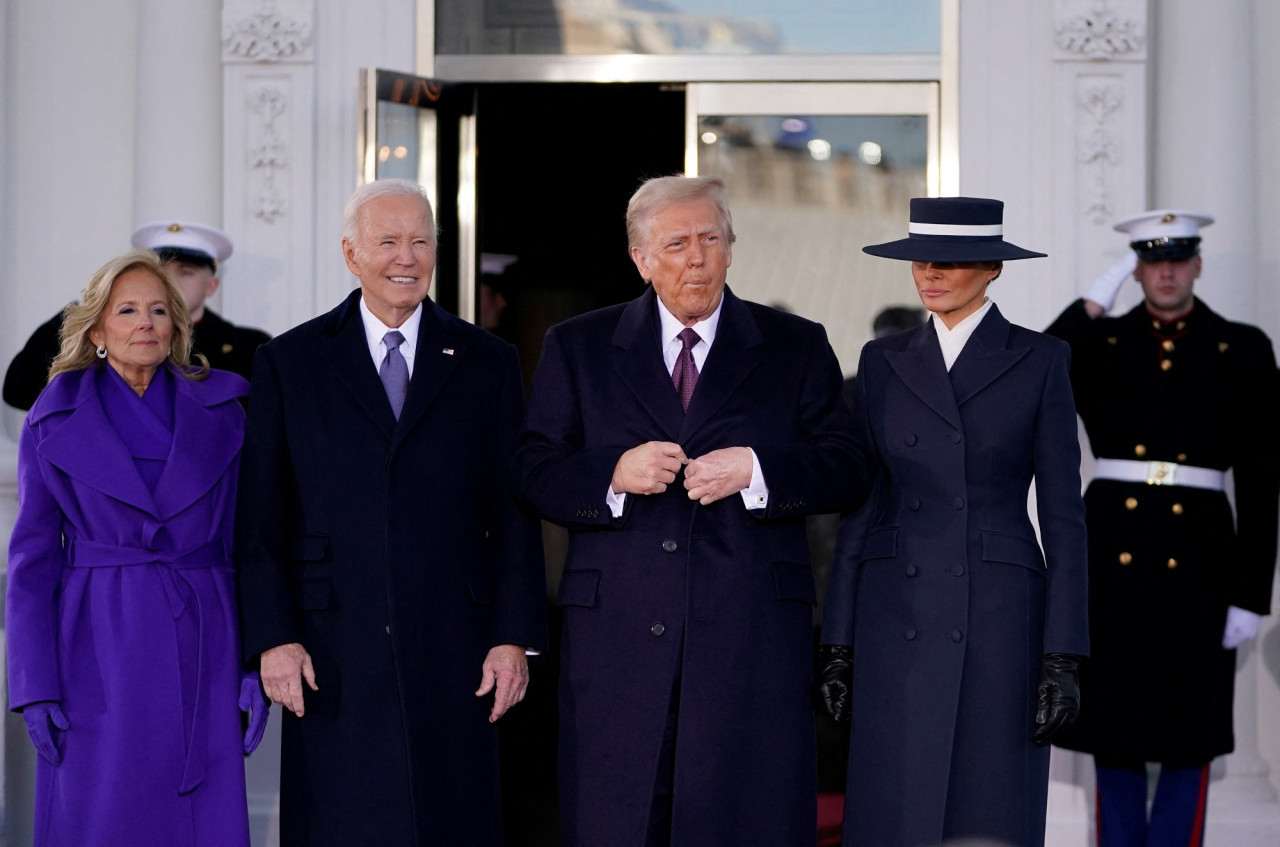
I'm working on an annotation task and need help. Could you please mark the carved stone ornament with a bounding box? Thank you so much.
[1078,80,1123,222]
[1056,1,1143,59]
[223,0,313,63]
[249,86,289,223]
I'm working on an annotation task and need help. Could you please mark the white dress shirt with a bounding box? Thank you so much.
[606,295,769,517]
[359,297,423,377]
[931,297,994,371]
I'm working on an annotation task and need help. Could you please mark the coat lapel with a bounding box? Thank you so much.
[611,288,685,441]
[36,367,160,517]
[885,322,962,430]
[678,287,762,443]
[947,305,1029,407]
[319,290,397,442]
[151,373,244,520]
[392,300,464,452]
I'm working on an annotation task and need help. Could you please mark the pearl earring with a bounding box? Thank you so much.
[96,345,107,359]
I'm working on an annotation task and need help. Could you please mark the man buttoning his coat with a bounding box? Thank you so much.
[234,178,548,847]
[513,175,861,847]
[1047,210,1279,847]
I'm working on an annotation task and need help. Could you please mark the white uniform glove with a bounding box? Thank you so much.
[1083,251,1139,313]
[1222,605,1262,649]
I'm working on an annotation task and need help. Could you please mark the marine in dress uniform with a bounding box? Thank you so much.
[1047,210,1280,847]
[3,221,269,410]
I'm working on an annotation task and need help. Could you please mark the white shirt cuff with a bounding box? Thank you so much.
[739,449,768,510]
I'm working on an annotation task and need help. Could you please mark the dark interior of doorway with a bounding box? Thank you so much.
[478,81,686,847]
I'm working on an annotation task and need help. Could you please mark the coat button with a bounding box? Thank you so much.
[1119,552,1132,565]
[949,432,961,444]
[905,565,918,577]
[385,625,391,635]
[949,630,963,642]
[651,622,666,636]
[662,539,678,553]
[1125,497,1138,510]
[904,434,918,446]
[1172,503,1184,515]
[1167,558,1178,569]
[952,497,964,510]
[954,565,965,577]
[1134,444,1147,457]
[904,629,917,641]
[909,498,921,512]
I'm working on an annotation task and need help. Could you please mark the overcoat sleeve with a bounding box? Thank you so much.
[1034,340,1090,657]
[751,321,871,521]
[233,344,301,662]
[6,417,68,708]
[512,325,631,531]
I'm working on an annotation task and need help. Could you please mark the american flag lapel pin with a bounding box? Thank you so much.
[442,348,455,355]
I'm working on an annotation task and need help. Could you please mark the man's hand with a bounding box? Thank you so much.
[684,447,753,505]
[612,441,687,496]
[1033,653,1081,745]
[476,644,529,723]
[260,642,318,717]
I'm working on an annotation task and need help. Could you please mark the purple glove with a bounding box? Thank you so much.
[23,701,69,765]
[239,671,270,754]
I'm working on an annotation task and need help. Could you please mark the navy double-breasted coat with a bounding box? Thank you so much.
[513,286,861,847]
[234,290,547,847]
[823,305,1089,847]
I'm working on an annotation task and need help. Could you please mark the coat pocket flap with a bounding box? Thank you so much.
[290,535,329,562]
[981,531,1046,571]
[557,569,601,608]
[772,561,817,604]
[859,527,898,562]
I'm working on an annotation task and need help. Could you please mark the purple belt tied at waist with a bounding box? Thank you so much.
[66,537,230,795]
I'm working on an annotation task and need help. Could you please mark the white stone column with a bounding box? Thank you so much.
[133,0,224,226]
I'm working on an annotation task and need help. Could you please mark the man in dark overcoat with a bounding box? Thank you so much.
[1047,209,1279,847]
[513,175,861,847]
[817,197,1089,847]
[234,179,547,846]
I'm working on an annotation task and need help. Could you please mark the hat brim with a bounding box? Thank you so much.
[862,237,1046,262]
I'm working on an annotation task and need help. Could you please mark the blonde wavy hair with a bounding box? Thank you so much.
[48,249,208,383]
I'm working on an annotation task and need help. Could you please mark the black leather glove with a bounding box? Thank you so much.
[1033,653,1081,746]
[814,644,853,724]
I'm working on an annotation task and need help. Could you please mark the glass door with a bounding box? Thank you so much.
[687,82,940,376]
[359,68,476,320]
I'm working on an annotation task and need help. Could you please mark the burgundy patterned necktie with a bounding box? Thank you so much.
[672,327,701,410]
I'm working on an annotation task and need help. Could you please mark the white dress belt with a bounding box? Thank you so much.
[1093,457,1226,491]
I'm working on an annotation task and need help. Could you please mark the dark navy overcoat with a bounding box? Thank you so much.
[513,286,861,847]
[822,305,1089,847]
[234,290,547,847]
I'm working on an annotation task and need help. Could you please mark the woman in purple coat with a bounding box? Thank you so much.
[6,250,269,846]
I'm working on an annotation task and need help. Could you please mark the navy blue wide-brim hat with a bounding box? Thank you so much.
[863,197,1047,262]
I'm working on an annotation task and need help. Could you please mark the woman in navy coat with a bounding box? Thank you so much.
[818,198,1090,847]
[6,250,267,846]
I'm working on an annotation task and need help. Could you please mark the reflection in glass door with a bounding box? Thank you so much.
[687,82,939,376]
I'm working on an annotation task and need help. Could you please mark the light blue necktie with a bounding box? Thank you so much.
[380,330,409,419]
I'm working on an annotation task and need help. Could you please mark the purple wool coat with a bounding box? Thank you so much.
[6,363,252,846]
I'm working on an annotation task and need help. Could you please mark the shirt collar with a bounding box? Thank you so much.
[359,296,422,357]
[655,292,722,349]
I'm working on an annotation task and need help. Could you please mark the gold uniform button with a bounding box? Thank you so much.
[221,343,234,354]
[1107,336,1118,345]
[1134,444,1147,457]
[1125,497,1139,510]
[1172,503,1184,515]
[1160,359,1173,371]
[1176,321,1186,331]
[1177,453,1187,461]
[1162,340,1175,352]
[1119,552,1133,565]
[1167,558,1178,569]
[1219,342,1229,353]
[1152,320,1161,330]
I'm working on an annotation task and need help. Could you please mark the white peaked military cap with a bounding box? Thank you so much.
[1113,209,1213,262]
[131,220,234,269]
